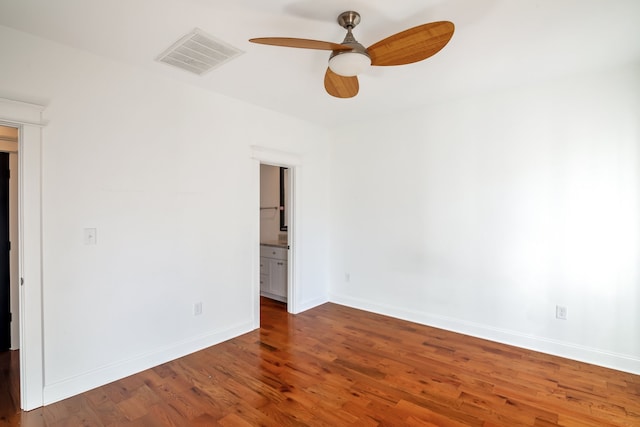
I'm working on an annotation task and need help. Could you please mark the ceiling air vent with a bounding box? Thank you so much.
[156,28,243,75]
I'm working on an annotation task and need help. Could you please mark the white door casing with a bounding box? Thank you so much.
[251,146,300,324]
[0,97,46,411]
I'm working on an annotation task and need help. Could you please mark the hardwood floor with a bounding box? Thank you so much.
[1,297,639,426]
[0,349,20,426]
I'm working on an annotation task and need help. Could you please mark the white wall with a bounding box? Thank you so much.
[0,25,331,404]
[330,62,640,374]
[2,19,637,407]
[259,164,281,242]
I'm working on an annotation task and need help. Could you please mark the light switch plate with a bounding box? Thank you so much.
[84,228,97,245]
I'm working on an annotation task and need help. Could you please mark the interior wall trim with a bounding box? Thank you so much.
[330,292,640,376]
[250,145,302,167]
[42,320,254,405]
[0,96,46,410]
[251,145,301,318]
[0,98,48,127]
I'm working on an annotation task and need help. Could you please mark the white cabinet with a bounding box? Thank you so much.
[268,258,287,297]
[260,246,287,302]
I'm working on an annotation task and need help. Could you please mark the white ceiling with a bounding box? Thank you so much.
[1,0,639,127]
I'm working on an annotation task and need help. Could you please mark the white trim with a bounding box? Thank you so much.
[0,98,48,128]
[0,97,46,410]
[284,166,297,313]
[0,98,45,111]
[4,119,47,128]
[43,320,254,405]
[251,158,261,329]
[330,292,640,376]
[251,146,301,316]
[295,296,328,313]
[250,145,301,167]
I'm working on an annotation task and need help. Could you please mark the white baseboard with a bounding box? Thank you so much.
[260,291,287,303]
[294,296,329,314]
[43,321,255,405]
[330,293,640,376]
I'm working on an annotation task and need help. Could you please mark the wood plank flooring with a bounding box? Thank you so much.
[1,297,639,426]
[0,349,19,426]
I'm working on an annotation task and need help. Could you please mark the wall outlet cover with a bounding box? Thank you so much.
[556,305,567,320]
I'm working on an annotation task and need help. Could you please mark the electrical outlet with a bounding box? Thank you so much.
[556,305,567,320]
[194,302,203,316]
[345,273,350,282]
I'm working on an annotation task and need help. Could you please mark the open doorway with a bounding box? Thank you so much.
[0,98,45,411]
[252,146,300,326]
[259,164,290,305]
[0,124,20,415]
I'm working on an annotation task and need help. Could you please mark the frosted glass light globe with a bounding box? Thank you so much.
[328,52,371,77]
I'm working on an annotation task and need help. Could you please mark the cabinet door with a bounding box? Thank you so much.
[260,274,269,293]
[259,257,269,292]
[269,259,287,298]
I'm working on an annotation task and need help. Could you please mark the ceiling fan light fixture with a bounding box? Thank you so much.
[249,9,455,98]
[328,51,371,77]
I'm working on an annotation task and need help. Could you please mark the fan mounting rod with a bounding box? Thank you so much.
[337,11,361,30]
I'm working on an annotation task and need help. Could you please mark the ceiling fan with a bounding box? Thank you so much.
[249,11,454,99]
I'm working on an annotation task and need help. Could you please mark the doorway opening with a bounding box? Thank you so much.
[251,146,300,327]
[0,124,20,414]
[0,98,45,411]
[259,164,291,307]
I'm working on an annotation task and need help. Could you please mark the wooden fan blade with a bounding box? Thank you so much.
[249,37,351,51]
[367,21,454,66]
[324,68,359,98]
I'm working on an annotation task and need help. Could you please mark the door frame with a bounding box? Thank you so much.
[251,146,300,325]
[0,98,46,411]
